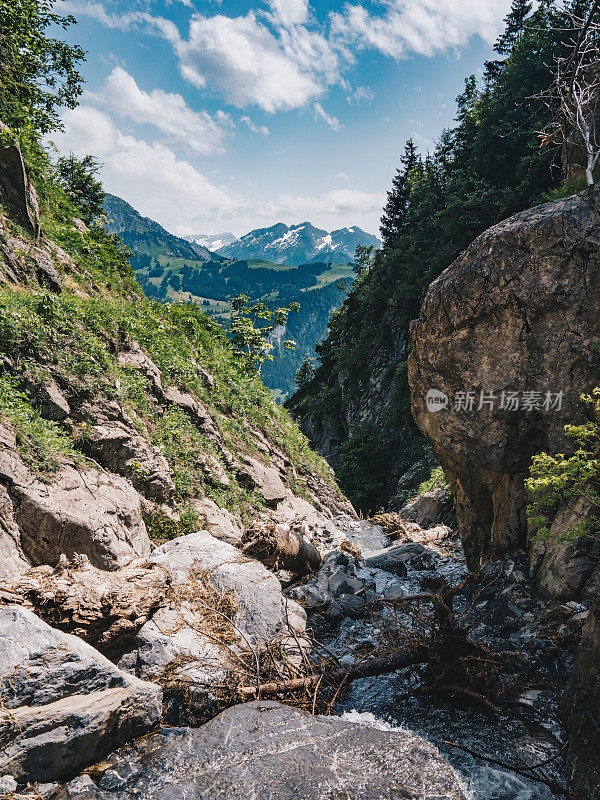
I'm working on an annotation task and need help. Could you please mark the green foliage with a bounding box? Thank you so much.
[227,294,299,372]
[56,153,105,223]
[526,389,600,542]
[336,424,392,513]
[0,372,80,475]
[416,466,450,497]
[0,0,84,133]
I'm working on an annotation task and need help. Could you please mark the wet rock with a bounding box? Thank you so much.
[328,567,364,597]
[189,498,242,545]
[399,487,451,528]
[409,190,600,570]
[237,456,287,508]
[0,424,150,570]
[0,606,161,784]
[338,593,365,618]
[54,701,468,800]
[364,542,443,575]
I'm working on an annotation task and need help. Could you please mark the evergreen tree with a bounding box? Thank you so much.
[495,0,534,55]
[379,139,418,248]
[294,354,315,389]
[56,153,105,223]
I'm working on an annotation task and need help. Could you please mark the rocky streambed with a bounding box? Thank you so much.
[1,511,588,800]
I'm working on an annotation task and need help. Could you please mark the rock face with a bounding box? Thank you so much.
[564,598,600,798]
[54,701,467,800]
[0,121,40,237]
[0,606,162,784]
[408,191,600,569]
[0,425,150,570]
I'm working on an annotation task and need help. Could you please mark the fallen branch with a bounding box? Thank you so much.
[237,647,428,698]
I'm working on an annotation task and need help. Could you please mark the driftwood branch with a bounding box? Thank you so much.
[237,647,429,698]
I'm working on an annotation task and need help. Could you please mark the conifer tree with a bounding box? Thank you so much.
[380,139,418,248]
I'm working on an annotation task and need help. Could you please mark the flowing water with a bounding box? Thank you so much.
[311,517,570,800]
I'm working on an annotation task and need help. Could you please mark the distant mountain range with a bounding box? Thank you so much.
[102,194,378,398]
[184,232,238,251]
[217,222,380,267]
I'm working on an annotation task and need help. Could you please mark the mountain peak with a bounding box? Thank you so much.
[218,222,380,266]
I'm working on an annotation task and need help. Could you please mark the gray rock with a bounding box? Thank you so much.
[338,593,365,618]
[237,456,287,507]
[0,424,150,570]
[33,248,62,293]
[36,377,71,421]
[533,499,599,599]
[399,487,451,528]
[190,498,242,544]
[117,342,163,395]
[163,386,217,437]
[564,598,600,798]
[55,701,468,800]
[0,484,28,581]
[149,532,306,646]
[0,775,17,794]
[408,190,600,570]
[84,416,175,503]
[0,607,161,784]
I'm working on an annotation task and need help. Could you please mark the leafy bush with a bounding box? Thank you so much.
[526,389,600,542]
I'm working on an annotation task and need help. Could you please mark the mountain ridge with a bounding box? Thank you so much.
[217,221,380,266]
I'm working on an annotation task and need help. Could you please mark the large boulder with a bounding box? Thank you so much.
[0,424,150,570]
[54,701,468,800]
[1,557,170,654]
[0,606,161,785]
[399,487,451,529]
[119,533,306,722]
[408,191,600,569]
[237,455,287,508]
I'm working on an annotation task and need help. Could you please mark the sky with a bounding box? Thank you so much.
[51,0,513,238]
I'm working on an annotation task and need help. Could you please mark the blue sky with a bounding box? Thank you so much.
[52,0,512,237]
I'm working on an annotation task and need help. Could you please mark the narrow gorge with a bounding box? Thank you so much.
[2,1,600,799]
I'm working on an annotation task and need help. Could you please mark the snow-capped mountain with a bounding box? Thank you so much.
[217,222,380,266]
[184,232,238,251]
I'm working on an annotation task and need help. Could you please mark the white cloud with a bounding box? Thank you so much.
[174,11,331,112]
[241,115,270,135]
[92,67,230,155]
[260,188,383,219]
[268,0,309,27]
[314,102,342,131]
[330,0,512,59]
[51,106,239,232]
[335,171,350,180]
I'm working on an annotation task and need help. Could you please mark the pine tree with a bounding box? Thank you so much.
[380,139,418,248]
[294,354,315,389]
[494,0,533,55]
